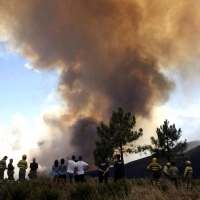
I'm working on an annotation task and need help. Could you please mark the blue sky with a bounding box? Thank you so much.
[0,42,65,172]
[0,44,60,127]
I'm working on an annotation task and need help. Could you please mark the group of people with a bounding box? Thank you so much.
[51,154,124,185]
[52,155,90,184]
[147,158,193,189]
[98,154,124,184]
[0,155,38,184]
[0,154,193,188]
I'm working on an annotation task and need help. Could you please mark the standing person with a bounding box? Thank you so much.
[114,154,124,182]
[17,154,28,182]
[0,156,8,184]
[7,159,15,183]
[168,161,179,189]
[183,160,193,190]
[52,160,59,185]
[67,156,77,184]
[98,157,109,184]
[58,158,67,183]
[28,158,38,180]
[162,162,170,179]
[75,156,89,183]
[147,158,162,186]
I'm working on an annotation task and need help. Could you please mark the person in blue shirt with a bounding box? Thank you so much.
[58,158,67,183]
[52,160,59,185]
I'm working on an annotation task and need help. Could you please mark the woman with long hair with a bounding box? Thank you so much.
[58,158,67,184]
[52,159,59,185]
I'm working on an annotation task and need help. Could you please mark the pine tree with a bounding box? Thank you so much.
[149,119,187,162]
[93,107,143,166]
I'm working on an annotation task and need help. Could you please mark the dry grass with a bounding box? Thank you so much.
[0,177,200,200]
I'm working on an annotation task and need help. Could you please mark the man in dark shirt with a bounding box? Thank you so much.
[7,159,15,183]
[28,158,38,180]
[168,161,179,189]
[114,154,124,182]
[98,157,109,184]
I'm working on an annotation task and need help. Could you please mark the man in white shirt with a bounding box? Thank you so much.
[67,155,77,184]
[75,156,89,182]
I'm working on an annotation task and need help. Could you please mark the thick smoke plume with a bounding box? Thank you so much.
[1,0,200,169]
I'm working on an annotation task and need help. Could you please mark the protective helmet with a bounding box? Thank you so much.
[166,162,170,166]
[22,154,27,159]
[185,160,191,165]
[152,158,157,162]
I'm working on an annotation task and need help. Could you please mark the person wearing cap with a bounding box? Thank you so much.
[7,159,15,183]
[114,154,124,182]
[98,157,109,184]
[28,158,38,180]
[162,162,171,179]
[0,156,8,184]
[17,154,28,181]
[183,160,193,189]
[147,158,162,186]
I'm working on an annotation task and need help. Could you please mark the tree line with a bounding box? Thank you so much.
[93,107,187,166]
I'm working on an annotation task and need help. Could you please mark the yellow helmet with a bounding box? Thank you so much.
[185,160,191,165]
[152,158,157,162]
[166,162,170,166]
[22,154,27,159]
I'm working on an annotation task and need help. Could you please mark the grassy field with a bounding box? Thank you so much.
[0,177,200,200]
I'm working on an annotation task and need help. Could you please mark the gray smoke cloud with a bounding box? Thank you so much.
[1,0,200,169]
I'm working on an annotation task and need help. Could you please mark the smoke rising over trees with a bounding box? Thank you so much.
[0,0,200,168]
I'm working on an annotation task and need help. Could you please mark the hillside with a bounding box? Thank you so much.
[87,144,200,179]
[185,140,200,151]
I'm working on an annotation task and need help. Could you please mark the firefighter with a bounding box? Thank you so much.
[0,156,8,184]
[7,159,15,183]
[17,154,28,181]
[147,158,162,186]
[114,154,124,182]
[183,160,193,189]
[98,157,109,184]
[28,158,38,180]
